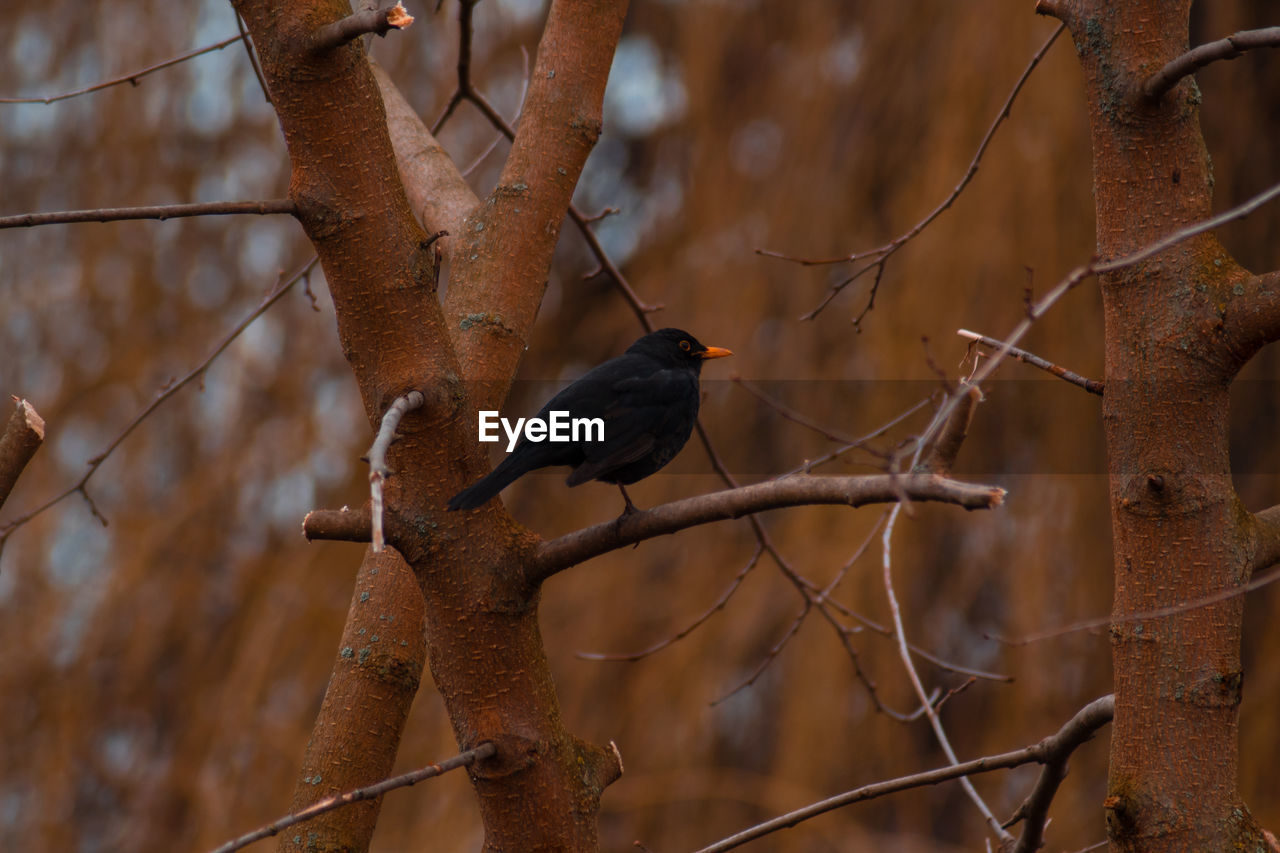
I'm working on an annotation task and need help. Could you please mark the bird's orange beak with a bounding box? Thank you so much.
[699,346,733,360]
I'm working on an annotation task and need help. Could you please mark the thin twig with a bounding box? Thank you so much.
[577,545,764,661]
[528,473,1004,581]
[759,23,1065,322]
[366,391,426,552]
[0,199,297,230]
[0,257,319,541]
[692,695,1113,853]
[958,328,1103,395]
[988,559,1280,646]
[235,10,272,103]
[898,175,1280,489]
[732,377,861,444]
[208,742,495,853]
[774,396,934,479]
[881,504,1013,843]
[1143,27,1280,100]
[712,602,810,705]
[0,34,248,104]
[461,46,531,178]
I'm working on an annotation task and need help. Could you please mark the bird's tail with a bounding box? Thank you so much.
[446,452,531,511]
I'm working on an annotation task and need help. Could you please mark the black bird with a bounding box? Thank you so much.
[447,328,732,512]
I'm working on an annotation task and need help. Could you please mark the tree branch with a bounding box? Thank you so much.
[0,398,45,511]
[1008,695,1116,852]
[757,23,1065,323]
[370,59,479,242]
[366,391,425,552]
[528,474,1004,583]
[922,382,982,475]
[310,2,414,53]
[303,506,373,543]
[0,199,297,230]
[881,502,1011,842]
[1,257,318,540]
[0,34,247,105]
[693,694,1113,853]
[905,176,1280,490]
[1143,27,1280,101]
[1253,504,1280,576]
[443,0,630,413]
[208,742,494,853]
[958,328,1104,395]
[1224,269,1280,357]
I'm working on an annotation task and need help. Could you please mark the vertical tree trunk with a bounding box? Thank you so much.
[1042,1,1272,849]
[230,0,626,848]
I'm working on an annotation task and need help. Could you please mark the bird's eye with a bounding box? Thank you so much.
[679,340,691,351]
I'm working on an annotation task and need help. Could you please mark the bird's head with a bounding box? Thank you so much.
[628,328,733,368]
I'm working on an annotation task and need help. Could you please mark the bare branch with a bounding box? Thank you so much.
[234,11,271,103]
[958,328,1104,395]
[712,601,810,705]
[0,199,297,230]
[441,0,634,413]
[1,257,319,541]
[881,504,1011,842]
[733,376,861,444]
[208,742,495,853]
[1252,504,1280,576]
[578,545,764,662]
[310,2,414,52]
[1224,269,1280,356]
[775,397,934,479]
[1008,695,1117,851]
[365,392,426,552]
[569,207,666,320]
[759,23,1065,322]
[0,399,45,511]
[694,695,1113,853]
[904,176,1280,489]
[0,34,247,105]
[990,560,1280,646]
[371,60,478,242]
[1143,27,1280,101]
[529,474,1004,583]
[922,382,981,475]
[302,506,373,543]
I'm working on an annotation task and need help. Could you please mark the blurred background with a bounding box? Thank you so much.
[2,0,1278,850]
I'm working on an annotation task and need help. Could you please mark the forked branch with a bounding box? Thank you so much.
[694,694,1114,853]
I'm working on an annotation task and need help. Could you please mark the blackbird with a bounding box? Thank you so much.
[447,328,732,512]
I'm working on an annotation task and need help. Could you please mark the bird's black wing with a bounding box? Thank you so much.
[565,367,699,485]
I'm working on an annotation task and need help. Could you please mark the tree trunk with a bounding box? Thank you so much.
[229,0,626,848]
[1042,1,1277,849]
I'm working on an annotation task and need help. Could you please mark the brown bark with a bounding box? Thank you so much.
[0,398,44,510]
[1042,1,1279,849]
[278,549,426,852]
[230,0,627,848]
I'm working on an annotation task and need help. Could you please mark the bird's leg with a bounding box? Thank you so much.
[617,484,640,518]
[614,484,643,548]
